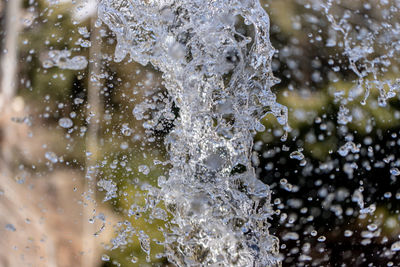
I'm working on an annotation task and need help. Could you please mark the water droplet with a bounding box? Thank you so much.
[390,168,400,176]
[74,98,84,105]
[45,50,88,70]
[367,224,378,231]
[310,230,318,237]
[45,151,58,163]
[121,123,132,136]
[131,256,138,263]
[138,165,150,175]
[391,241,400,252]
[101,254,110,261]
[59,117,73,128]
[282,232,299,241]
[344,230,353,237]
[290,151,304,161]
[5,224,16,232]
[360,204,376,214]
[139,231,150,255]
[384,192,392,198]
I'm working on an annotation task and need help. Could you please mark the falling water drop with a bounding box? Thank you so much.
[58,117,73,128]
[5,224,16,232]
[391,241,400,252]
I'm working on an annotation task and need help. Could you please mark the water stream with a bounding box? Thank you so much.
[6,0,400,266]
[99,0,287,265]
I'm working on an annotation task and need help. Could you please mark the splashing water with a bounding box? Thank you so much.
[99,0,287,265]
[8,0,400,266]
[42,50,88,70]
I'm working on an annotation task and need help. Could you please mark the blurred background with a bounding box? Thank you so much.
[0,0,400,266]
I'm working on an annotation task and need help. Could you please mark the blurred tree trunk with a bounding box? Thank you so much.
[0,0,22,165]
[0,0,21,110]
[82,15,103,267]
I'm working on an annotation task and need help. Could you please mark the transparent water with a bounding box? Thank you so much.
[2,0,400,266]
[99,0,286,265]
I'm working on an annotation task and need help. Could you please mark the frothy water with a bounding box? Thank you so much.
[99,0,287,265]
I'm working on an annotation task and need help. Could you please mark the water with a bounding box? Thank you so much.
[99,0,286,265]
[59,117,74,128]
[43,50,88,70]
[5,0,400,266]
[93,0,400,265]
[5,223,16,232]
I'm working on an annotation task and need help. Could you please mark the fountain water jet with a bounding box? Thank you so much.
[99,0,287,266]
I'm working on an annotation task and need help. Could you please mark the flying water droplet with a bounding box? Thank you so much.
[5,224,16,232]
[138,165,150,175]
[290,151,304,161]
[390,168,400,176]
[101,254,110,261]
[391,241,400,252]
[59,117,73,128]
[344,230,353,237]
[43,50,88,70]
[367,224,378,231]
[45,151,58,163]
